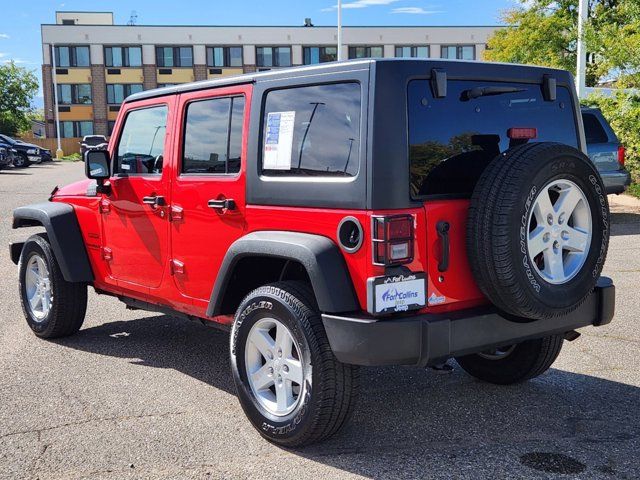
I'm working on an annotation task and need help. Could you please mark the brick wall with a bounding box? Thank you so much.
[194,64,208,81]
[90,65,108,136]
[243,65,257,74]
[143,64,158,90]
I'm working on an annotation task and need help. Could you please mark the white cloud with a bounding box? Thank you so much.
[2,58,36,65]
[390,6,443,14]
[0,52,8,58]
[322,0,400,12]
[0,34,9,39]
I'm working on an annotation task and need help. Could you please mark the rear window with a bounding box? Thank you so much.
[408,80,579,198]
[582,112,609,144]
[261,82,361,177]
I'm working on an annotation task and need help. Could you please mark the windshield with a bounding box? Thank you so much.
[408,80,579,198]
[0,134,16,145]
[83,136,107,146]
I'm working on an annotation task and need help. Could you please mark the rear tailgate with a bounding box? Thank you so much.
[408,78,582,310]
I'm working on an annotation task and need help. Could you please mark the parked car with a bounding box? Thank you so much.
[80,135,108,156]
[40,148,52,162]
[0,143,13,169]
[0,134,42,168]
[10,59,614,447]
[581,106,631,194]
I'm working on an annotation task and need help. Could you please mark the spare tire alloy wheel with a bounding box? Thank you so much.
[467,143,610,320]
[526,179,592,285]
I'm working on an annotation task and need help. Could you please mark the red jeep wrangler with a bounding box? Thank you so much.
[11,59,614,447]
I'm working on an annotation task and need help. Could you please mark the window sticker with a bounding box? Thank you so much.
[263,111,295,170]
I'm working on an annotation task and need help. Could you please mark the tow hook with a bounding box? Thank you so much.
[564,330,581,342]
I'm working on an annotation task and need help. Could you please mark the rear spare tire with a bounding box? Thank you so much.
[467,142,609,320]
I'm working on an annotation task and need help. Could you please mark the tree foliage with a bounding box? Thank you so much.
[0,62,39,136]
[485,0,640,87]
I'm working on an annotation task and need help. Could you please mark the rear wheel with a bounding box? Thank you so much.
[455,335,564,385]
[230,281,359,447]
[18,234,87,338]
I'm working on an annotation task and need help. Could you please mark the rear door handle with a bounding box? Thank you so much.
[142,195,166,207]
[208,198,236,211]
[436,221,450,272]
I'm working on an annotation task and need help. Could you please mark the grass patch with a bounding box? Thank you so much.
[59,152,82,162]
[628,183,640,199]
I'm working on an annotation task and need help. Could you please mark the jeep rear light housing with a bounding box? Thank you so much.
[372,214,414,266]
[507,127,538,140]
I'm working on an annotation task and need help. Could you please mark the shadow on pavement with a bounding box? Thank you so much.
[611,212,640,236]
[58,314,640,477]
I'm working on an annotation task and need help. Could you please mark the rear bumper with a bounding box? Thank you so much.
[601,170,631,194]
[322,277,615,367]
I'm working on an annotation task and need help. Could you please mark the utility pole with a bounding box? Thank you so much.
[50,43,63,159]
[337,0,343,61]
[576,0,588,98]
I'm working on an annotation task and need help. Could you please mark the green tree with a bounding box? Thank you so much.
[0,61,39,136]
[485,0,640,87]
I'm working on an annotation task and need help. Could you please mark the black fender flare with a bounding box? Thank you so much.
[206,231,359,316]
[12,202,94,282]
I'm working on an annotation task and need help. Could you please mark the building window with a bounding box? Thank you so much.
[441,45,475,60]
[54,46,90,67]
[348,46,383,59]
[105,46,142,67]
[261,83,361,177]
[395,46,429,58]
[303,46,338,65]
[107,84,144,104]
[182,96,245,174]
[157,83,178,88]
[256,47,291,67]
[56,84,92,104]
[60,121,94,138]
[156,47,193,67]
[206,46,243,67]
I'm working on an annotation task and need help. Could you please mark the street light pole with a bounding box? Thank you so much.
[337,0,343,61]
[50,43,63,158]
[576,0,588,99]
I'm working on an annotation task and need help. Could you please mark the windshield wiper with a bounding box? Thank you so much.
[462,86,526,100]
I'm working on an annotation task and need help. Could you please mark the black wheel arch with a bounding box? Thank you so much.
[206,231,359,316]
[12,202,93,283]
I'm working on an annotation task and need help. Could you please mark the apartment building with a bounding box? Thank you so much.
[41,11,500,138]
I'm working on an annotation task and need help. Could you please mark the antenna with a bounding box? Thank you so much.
[127,11,138,26]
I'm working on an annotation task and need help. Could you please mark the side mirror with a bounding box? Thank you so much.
[84,149,111,182]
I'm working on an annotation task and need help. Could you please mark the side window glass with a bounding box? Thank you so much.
[182,96,244,174]
[582,113,609,144]
[261,83,361,177]
[116,105,168,175]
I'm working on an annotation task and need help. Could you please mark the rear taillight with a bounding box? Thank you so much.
[507,127,538,140]
[372,215,414,266]
[618,145,626,166]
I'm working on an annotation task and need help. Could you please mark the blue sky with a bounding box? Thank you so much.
[0,0,516,103]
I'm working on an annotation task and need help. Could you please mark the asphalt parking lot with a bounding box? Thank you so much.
[1,161,639,479]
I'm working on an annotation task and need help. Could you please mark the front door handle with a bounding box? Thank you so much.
[208,198,236,211]
[142,195,166,207]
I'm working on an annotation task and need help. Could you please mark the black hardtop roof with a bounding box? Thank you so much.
[124,58,574,104]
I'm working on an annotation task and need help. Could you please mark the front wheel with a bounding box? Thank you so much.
[13,154,29,168]
[455,335,564,385]
[18,234,87,338]
[230,281,359,447]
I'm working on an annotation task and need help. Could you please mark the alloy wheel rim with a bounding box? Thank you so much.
[25,254,53,321]
[245,318,305,417]
[526,179,592,285]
